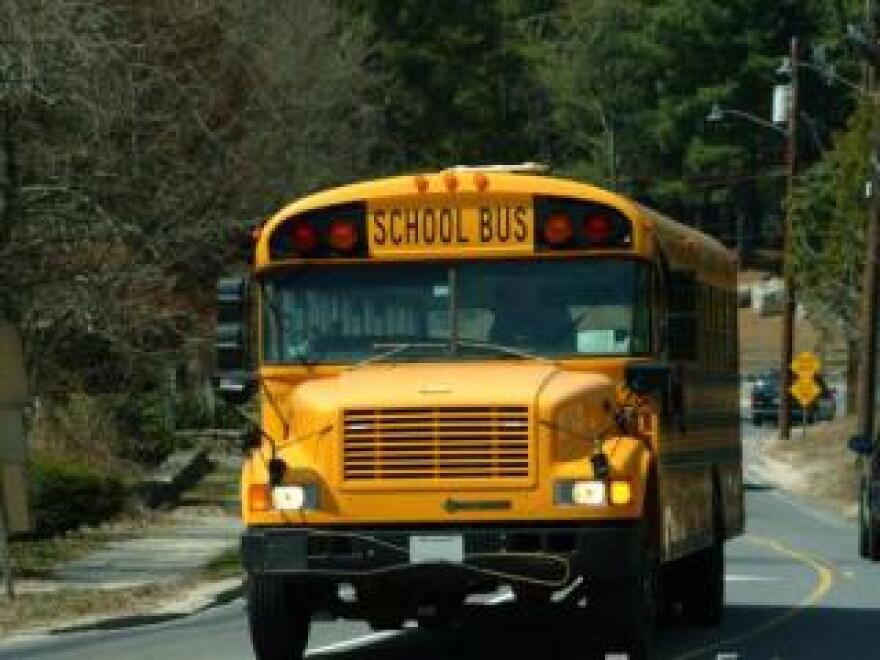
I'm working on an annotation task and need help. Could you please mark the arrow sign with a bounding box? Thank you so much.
[790,378,821,407]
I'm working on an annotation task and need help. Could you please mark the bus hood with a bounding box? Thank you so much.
[287,362,617,434]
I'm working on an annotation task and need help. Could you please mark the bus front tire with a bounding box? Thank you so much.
[592,559,658,659]
[247,576,311,660]
[680,536,724,626]
[859,478,880,561]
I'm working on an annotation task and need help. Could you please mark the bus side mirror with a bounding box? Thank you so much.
[848,434,873,456]
[214,277,255,406]
[625,362,683,424]
[625,363,671,396]
[668,270,697,362]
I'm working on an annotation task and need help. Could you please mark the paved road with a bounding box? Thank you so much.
[2,424,877,660]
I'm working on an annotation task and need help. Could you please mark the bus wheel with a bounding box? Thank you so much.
[681,535,724,626]
[859,477,870,558]
[247,576,311,660]
[592,559,658,659]
[416,594,465,631]
[367,614,404,631]
[860,477,880,561]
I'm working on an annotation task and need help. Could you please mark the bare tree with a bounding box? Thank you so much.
[0,0,381,453]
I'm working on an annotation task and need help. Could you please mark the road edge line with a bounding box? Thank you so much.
[671,533,835,660]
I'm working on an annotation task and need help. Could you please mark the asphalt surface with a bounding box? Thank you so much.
[2,422,877,660]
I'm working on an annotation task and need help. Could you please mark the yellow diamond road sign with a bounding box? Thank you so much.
[790,378,821,407]
[790,351,821,377]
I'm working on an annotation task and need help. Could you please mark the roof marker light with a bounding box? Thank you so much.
[474,172,489,192]
[414,175,429,194]
[443,172,459,193]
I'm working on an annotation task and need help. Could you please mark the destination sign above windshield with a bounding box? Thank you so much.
[367,195,534,257]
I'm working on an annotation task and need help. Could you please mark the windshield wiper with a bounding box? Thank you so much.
[348,342,449,370]
[453,339,552,363]
[348,339,552,370]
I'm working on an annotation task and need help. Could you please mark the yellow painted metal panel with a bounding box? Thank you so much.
[366,194,534,257]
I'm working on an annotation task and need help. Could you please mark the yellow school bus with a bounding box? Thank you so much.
[215,166,742,660]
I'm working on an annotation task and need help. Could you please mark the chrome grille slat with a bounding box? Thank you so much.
[342,406,530,483]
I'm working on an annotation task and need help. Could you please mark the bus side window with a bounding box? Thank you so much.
[668,270,697,361]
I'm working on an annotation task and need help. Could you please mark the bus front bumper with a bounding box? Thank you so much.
[241,522,643,584]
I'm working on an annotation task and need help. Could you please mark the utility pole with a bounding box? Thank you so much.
[779,36,799,440]
[858,123,879,469]
[852,0,880,560]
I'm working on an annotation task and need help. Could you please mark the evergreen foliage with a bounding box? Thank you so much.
[1,0,875,469]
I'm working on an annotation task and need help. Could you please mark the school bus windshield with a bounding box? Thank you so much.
[262,258,652,363]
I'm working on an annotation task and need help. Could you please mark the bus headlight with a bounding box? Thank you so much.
[555,479,632,507]
[572,480,607,506]
[271,484,319,511]
[555,479,606,506]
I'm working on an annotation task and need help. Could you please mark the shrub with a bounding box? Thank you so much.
[29,454,125,538]
[29,394,120,468]
[112,392,177,466]
[175,390,212,430]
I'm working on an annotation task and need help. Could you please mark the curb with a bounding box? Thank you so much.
[153,576,244,617]
[0,577,245,649]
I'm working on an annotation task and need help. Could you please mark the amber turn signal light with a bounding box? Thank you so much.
[610,480,632,506]
[248,484,272,512]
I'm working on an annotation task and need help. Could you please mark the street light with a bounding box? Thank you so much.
[706,37,800,441]
[706,103,788,135]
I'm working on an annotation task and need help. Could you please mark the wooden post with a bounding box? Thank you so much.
[0,501,14,600]
[779,36,799,440]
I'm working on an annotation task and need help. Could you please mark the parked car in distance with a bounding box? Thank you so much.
[749,371,837,425]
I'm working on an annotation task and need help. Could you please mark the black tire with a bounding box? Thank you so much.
[247,576,311,660]
[680,537,724,626]
[416,595,465,631]
[367,614,404,631]
[592,557,658,660]
[679,481,725,627]
[860,477,880,561]
[859,477,870,559]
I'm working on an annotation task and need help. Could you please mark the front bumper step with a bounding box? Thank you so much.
[242,523,642,584]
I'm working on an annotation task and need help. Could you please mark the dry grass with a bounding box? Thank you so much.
[737,270,849,373]
[763,415,860,518]
[0,582,177,638]
[10,531,118,579]
[738,307,845,373]
[1,555,241,639]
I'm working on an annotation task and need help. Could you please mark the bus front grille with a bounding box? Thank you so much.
[342,406,531,483]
